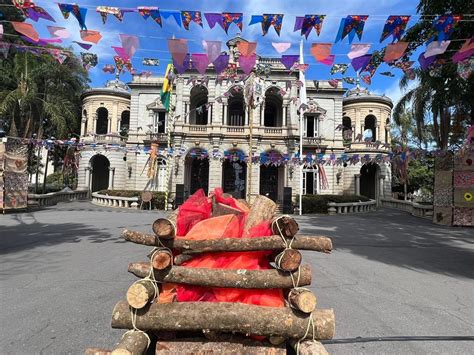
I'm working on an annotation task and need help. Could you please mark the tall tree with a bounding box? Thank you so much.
[393,0,474,151]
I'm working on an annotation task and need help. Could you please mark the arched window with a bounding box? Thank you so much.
[96,107,108,134]
[190,85,208,125]
[82,109,88,135]
[364,115,376,142]
[264,88,283,127]
[227,88,245,126]
[156,157,167,192]
[342,116,352,141]
[303,166,319,195]
[120,110,130,137]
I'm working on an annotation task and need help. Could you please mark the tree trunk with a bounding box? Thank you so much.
[127,280,157,309]
[273,249,302,272]
[271,216,299,238]
[122,230,333,254]
[288,288,317,314]
[152,210,178,239]
[155,337,285,354]
[212,202,243,217]
[243,195,277,233]
[111,331,150,355]
[289,340,329,355]
[111,301,335,340]
[128,263,311,289]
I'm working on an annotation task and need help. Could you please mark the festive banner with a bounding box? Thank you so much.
[222,13,243,33]
[330,63,348,75]
[202,40,221,63]
[380,15,410,42]
[51,49,68,64]
[272,42,291,53]
[96,6,124,24]
[168,38,188,66]
[73,41,92,50]
[361,74,372,85]
[205,13,222,29]
[25,5,55,22]
[58,3,87,30]
[295,15,325,39]
[112,46,129,61]
[137,7,162,26]
[173,54,191,74]
[328,79,339,88]
[335,15,368,43]
[181,11,203,30]
[320,55,335,66]
[361,51,383,77]
[47,26,70,39]
[239,54,256,74]
[452,38,474,63]
[142,58,160,66]
[380,71,395,77]
[80,30,102,44]
[11,21,39,42]
[81,52,98,69]
[237,41,257,56]
[432,14,462,42]
[120,34,139,59]
[351,53,372,71]
[161,11,181,27]
[249,14,283,36]
[280,55,299,70]
[22,36,62,46]
[192,53,209,74]
[347,43,371,59]
[310,43,332,62]
[424,40,450,58]
[418,52,436,70]
[114,55,132,73]
[213,54,229,74]
[383,41,408,62]
[102,64,115,73]
[343,77,356,84]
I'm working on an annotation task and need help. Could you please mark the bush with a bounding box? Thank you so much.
[302,194,370,214]
[97,190,167,210]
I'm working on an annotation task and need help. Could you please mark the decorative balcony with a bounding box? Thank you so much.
[81,133,127,145]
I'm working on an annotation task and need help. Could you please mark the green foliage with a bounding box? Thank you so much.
[97,190,167,210]
[302,194,370,214]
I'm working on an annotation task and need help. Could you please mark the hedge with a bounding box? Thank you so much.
[97,190,167,210]
[302,194,370,214]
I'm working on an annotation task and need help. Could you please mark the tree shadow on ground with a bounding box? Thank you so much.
[297,208,474,279]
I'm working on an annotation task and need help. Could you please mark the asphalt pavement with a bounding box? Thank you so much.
[0,202,473,354]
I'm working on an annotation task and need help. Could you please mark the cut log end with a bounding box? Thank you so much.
[127,280,156,309]
[288,288,317,314]
[84,348,112,355]
[274,249,302,272]
[151,251,173,270]
[272,216,299,238]
[290,340,329,355]
[111,331,150,355]
[152,218,176,239]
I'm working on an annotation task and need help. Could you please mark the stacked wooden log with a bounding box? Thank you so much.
[86,195,334,355]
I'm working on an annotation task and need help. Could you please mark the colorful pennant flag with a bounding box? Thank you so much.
[204,13,223,29]
[142,58,160,66]
[380,71,395,77]
[328,79,339,88]
[330,63,349,75]
[138,7,162,26]
[96,6,124,24]
[237,41,257,56]
[361,74,372,85]
[114,55,133,74]
[347,43,371,59]
[112,46,129,61]
[213,54,229,74]
[310,43,333,62]
[120,34,139,59]
[161,63,174,111]
[383,42,408,63]
[81,52,98,70]
[202,40,221,63]
[361,51,383,77]
[272,42,291,53]
[221,13,243,33]
[452,37,474,63]
[424,40,450,58]
[58,3,87,30]
[168,39,188,66]
[192,53,209,74]
[281,54,300,70]
[418,52,436,70]
[249,14,284,36]
[343,77,356,84]
[47,26,70,39]
[80,30,102,44]
[102,64,115,73]
[11,21,39,42]
[21,36,62,46]
[51,49,68,64]
[161,11,181,27]
[294,15,325,39]
[432,14,462,42]
[181,11,203,30]
[173,54,190,74]
[73,41,92,50]
[335,15,368,43]
[239,54,257,74]
[351,54,372,71]
[380,16,410,42]
[24,5,55,22]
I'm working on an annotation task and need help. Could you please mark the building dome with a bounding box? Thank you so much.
[81,79,131,100]
[343,85,393,108]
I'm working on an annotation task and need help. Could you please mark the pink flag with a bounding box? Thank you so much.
[310,43,332,62]
[120,34,139,59]
[168,39,188,66]
[112,46,130,61]
[347,43,371,59]
[80,30,102,44]
[424,40,450,58]
[202,40,221,63]
[47,26,70,39]
[272,42,291,53]
[383,42,408,63]
[239,54,256,74]
[192,53,209,74]
[11,21,39,42]
[237,41,257,56]
[319,54,335,66]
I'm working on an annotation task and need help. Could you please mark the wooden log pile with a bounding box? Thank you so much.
[86,194,334,355]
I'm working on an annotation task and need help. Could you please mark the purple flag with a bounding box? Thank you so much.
[174,54,191,74]
[168,39,188,66]
[120,34,139,59]
[213,54,229,74]
[239,54,256,74]
[280,55,299,70]
[202,40,221,63]
[294,16,304,31]
[192,53,209,74]
[205,13,223,29]
[73,41,92,50]
[418,52,436,70]
[351,54,371,71]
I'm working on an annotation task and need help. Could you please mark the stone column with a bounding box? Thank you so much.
[223,102,228,126]
[208,158,222,192]
[282,105,287,126]
[376,122,381,141]
[207,102,212,124]
[355,174,361,195]
[351,124,356,141]
[85,167,92,191]
[378,175,385,199]
[93,117,97,134]
[260,104,265,126]
[108,167,115,190]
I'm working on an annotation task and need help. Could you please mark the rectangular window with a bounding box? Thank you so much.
[305,115,318,138]
[153,111,166,134]
[303,169,319,195]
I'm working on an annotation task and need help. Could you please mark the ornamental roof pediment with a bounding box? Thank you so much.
[146,98,165,111]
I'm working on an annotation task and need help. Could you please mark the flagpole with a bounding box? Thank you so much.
[298,39,306,216]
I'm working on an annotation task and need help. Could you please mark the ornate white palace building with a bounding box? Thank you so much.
[77,36,393,208]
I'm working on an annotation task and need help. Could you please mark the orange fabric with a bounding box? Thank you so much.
[184,215,240,240]
[158,283,177,303]
[310,43,332,62]
[383,42,409,63]
[80,30,102,44]
[237,41,257,56]
[11,21,39,42]
[176,189,212,236]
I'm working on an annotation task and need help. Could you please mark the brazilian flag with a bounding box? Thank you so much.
[160,63,174,111]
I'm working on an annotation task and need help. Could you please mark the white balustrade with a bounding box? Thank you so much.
[327,200,377,215]
[91,192,139,209]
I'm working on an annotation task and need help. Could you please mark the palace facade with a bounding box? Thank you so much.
[77,36,393,209]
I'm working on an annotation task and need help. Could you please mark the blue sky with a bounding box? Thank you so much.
[20,0,422,103]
